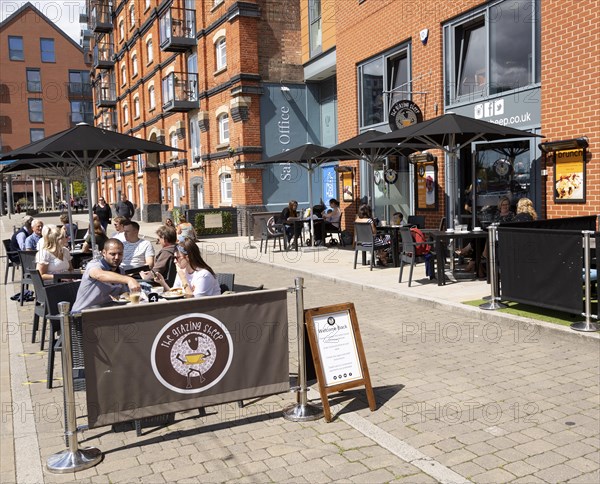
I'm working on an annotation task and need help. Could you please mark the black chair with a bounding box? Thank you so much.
[216,273,235,293]
[438,217,447,232]
[398,227,435,287]
[2,239,19,285]
[325,222,345,247]
[259,218,286,253]
[29,269,48,345]
[17,250,37,306]
[407,215,426,229]
[353,222,390,270]
[43,279,81,389]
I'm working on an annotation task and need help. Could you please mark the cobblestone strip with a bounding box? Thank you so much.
[342,412,471,484]
[5,284,45,483]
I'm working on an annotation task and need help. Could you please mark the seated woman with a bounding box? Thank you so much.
[513,197,537,222]
[36,226,73,281]
[278,200,302,249]
[355,204,391,266]
[494,196,515,223]
[150,237,221,297]
[141,225,177,286]
[82,220,109,253]
[59,214,78,249]
[176,215,196,242]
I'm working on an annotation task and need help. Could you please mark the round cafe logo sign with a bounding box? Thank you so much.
[388,100,423,131]
[151,313,233,394]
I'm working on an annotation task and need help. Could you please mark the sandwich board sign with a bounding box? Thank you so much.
[304,303,375,422]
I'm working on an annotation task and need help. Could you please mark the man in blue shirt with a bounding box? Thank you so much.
[24,219,44,250]
[9,216,33,260]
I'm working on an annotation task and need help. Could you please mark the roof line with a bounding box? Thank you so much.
[0,1,83,53]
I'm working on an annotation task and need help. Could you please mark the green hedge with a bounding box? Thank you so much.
[194,211,233,236]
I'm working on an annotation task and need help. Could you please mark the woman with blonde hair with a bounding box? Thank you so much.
[514,197,537,222]
[36,226,73,281]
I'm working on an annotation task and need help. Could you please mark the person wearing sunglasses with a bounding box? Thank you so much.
[148,237,220,297]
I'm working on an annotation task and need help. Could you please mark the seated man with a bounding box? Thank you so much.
[25,219,44,250]
[142,225,177,286]
[121,220,155,272]
[71,239,140,312]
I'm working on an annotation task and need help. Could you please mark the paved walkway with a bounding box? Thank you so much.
[1,213,599,483]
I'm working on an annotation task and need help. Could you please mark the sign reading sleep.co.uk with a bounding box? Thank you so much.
[450,86,541,129]
[260,83,321,209]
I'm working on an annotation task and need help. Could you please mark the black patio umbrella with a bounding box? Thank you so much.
[318,129,429,215]
[252,143,330,248]
[0,123,183,248]
[371,113,543,228]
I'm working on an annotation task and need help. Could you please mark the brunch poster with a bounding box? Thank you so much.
[554,149,585,203]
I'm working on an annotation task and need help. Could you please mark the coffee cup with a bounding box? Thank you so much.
[130,292,141,304]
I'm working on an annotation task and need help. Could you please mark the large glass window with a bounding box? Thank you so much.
[170,131,178,158]
[8,36,24,60]
[445,0,540,103]
[28,99,43,122]
[40,38,55,62]
[70,101,93,123]
[309,0,322,57]
[358,46,410,128]
[30,129,45,142]
[220,172,232,204]
[26,69,41,92]
[190,116,201,162]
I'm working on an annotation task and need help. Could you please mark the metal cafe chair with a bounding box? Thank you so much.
[259,217,287,253]
[398,227,435,287]
[407,215,426,229]
[216,273,235,293]
[353,222,390,271]
[2,239,19,285]
[17,250,37,306]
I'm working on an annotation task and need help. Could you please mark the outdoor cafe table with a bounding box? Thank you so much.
[378,225,403,267]
[53,270,84,283]
[286,218,325,251]
[429,229,488,286]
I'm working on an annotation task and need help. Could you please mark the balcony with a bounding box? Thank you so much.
[94,82,117,108]
[162,72,198,112]
[90,4,112,33]
[97,109,118,131]
[67,82,92,99]
[93,42,115,70]
[159,7,196,52]
[68,111,94,127]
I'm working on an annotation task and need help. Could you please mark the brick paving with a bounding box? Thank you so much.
[1,216,599,483]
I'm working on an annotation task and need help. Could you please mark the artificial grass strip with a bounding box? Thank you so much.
[462,299,593,326]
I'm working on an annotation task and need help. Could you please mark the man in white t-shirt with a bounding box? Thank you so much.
[121,220,155,271]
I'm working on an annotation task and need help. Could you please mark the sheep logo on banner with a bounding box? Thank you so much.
[151,313,233,394]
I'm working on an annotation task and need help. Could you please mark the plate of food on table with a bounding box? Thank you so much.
[161,288,186,300]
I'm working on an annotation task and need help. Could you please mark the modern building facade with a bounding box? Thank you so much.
[301,0,598,229]
[0,2,92,211]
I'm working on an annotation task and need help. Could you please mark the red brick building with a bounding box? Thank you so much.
[0,2,92,211]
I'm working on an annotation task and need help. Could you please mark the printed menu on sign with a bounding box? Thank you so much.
[312,310,362,386]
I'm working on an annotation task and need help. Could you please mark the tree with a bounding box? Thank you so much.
[72,181,86,197]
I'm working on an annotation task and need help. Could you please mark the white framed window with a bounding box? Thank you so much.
[148,85,155,109]
[133,96,140,118]
[119,19,124,40]
[308,0,322,57]
[123,104,129,125]
[170,131,178,158]
[129,3,135,29]
[121,64,127,86]
[218,113,229,144]
[219,172,232,205]
[146,39,153,64]
[215,37,226,70]
[137,154,144,176]
[190,116,201,163]
[131,54,138,77]
[145,0,151,11]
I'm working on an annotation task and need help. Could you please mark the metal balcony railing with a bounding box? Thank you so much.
[162,72,199,112]
[94,82,117,107]
[159,7,196,52]
[93,42,115,69]
[67,82,92,98]
[90,4,112,33]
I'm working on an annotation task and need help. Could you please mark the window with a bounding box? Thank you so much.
[213,0,224,7]
[70,101,93,123]
[308,0,322,57]
[148,85,156,109]
[218,113,229,144]
[129,3,135,28]
[30,129,45,142]
[132,54,138,77]
[121,64,127,85]
[215,37,226,70]
[145,0,151,11]
[26,69,41,92]
[133,97,140,118]
[8,36,24,61]
[28,99,43,122]
[40,38,55,62]
[119,20,125,40]
[444,0,540,103]
[137,153,144,174]
[357,46,410,128]
[170,131,178,158]
[190,116,201,162]
[146,39,153,63]
[123,104,129,124]
[219,172,232,204]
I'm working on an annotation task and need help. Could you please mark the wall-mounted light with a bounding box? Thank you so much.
[539,137,589,153]
[408,151,437,165]
[280,85,293,101]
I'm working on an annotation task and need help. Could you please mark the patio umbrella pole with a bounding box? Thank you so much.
[64,177,76,249]
[84,162,97,252]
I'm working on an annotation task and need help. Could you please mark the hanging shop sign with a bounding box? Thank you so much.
[388,100,423,131]
[415,161,438,210]
[554,149,586,203]
[304,303,376,422]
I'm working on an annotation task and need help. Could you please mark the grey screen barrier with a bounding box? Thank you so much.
[497,227,584,315]
[251,212,280,240]
[505,215,597,231]
[81,289,289,428]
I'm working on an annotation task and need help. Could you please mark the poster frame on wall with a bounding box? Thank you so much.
[553,149,586,204]
[414,161,438,210]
